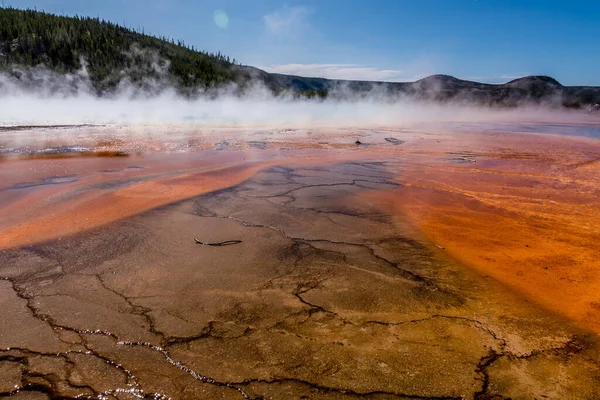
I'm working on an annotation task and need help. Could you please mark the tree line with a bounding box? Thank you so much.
[0,7,242,93]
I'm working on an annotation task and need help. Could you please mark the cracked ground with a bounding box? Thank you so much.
[2,161,600,399]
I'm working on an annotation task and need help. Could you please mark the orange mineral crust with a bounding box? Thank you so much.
[0,159,272,250]
[3,124,600,336]
[372,131,600,334]
[0,146,375,250]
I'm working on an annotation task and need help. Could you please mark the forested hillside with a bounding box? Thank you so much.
[0,7,241,93]
[1,7,599,106]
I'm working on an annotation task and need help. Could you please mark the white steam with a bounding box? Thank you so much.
[0,48,584,127]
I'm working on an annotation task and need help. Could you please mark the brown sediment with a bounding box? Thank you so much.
[2,128,600,399]
[2,156,599,399]
[0,151,130,161]
[17,150,132,159]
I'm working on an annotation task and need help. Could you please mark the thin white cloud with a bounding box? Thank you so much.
[457,74,533,84]
[499,75,520,80]
[497,73,535,82]
[459,76,487,82]
[258,63,405,82]
[263,6,312,37]
[458,75,507,83]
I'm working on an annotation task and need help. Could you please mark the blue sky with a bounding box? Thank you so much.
[6,0,600,85]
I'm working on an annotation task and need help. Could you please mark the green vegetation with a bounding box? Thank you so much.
[0,7,598,106]
[0,7,240,93]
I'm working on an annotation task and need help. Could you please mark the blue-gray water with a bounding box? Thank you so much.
[451,123,600,138]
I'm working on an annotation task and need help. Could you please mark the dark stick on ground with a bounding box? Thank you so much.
[194,239,243,246]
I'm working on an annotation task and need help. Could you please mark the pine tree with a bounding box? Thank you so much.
[0,7,239,94]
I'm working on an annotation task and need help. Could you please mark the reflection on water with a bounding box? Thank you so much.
[450,122,600,138]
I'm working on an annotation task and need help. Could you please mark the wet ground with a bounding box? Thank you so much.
[1,122,600,399]
[448,122,600,138]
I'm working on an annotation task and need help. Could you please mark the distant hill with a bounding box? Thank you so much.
[1,7,600,107]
